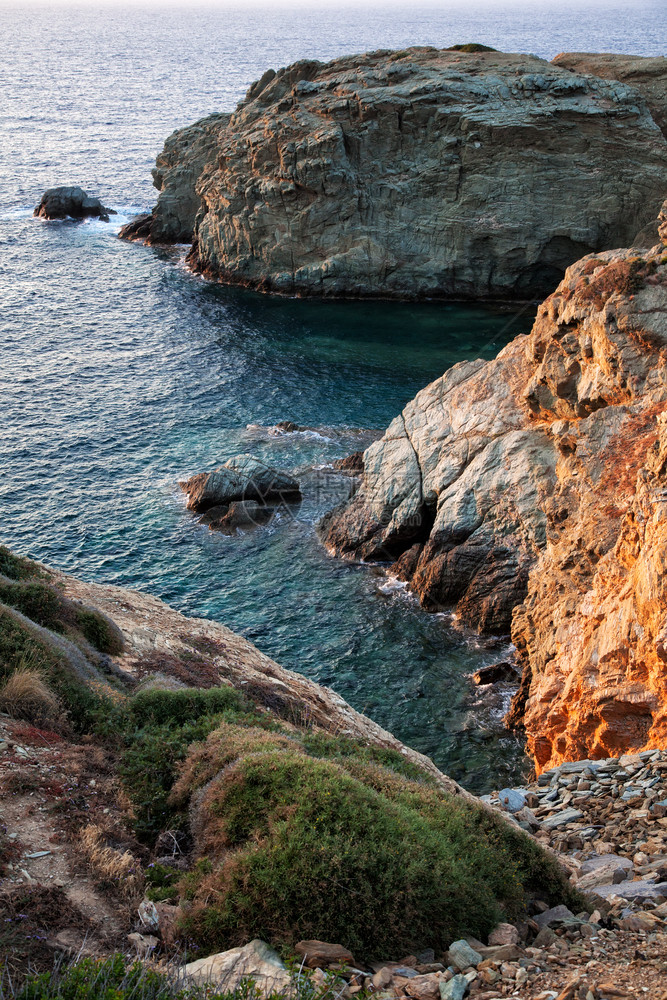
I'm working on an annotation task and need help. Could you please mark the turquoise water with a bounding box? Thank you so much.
[0,215,531,789]
[0,0,664,791]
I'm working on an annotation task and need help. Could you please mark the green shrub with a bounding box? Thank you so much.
[0,580,123,656]
[130,686,248,728]
[118,687,282,843]
[299,731,434,784]
[179,746,579,959]
[0,546,47,582]
[0,606,117,734]
[74,607,124,655]
[447,42,496,52]
[0,581,68,635]
[119,719,216,844]
[145,861,180,902]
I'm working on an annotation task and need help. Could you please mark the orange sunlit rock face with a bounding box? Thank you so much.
[511,236,667,772]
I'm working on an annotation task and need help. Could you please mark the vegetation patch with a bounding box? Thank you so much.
[447,43,496,52]
[573,256,659,311]
[79,824,144,900]
[131,649,221,688]
[176,723,580,959]
[145,861,180,902]
[0,546,48,582]
[117,687,276,844]
[0,606,119,733]
[130,686,248,728]
[0,669,61,727]
[0,579,123,656]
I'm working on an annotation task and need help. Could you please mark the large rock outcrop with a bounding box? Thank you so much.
[321,238,667,767]
[122,48,667,300]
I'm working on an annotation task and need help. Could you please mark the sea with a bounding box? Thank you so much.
[0,0,664,792]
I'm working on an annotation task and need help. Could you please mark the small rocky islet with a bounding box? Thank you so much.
[12,42,667,1000]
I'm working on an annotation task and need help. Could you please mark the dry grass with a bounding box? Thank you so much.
[0,669,61,727]
[169,721,299,807]
[79,824,144,900]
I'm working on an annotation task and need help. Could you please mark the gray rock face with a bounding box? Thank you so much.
[119,113,230,243]
[180,454,301,512]
[34,186,114,222]
[552,52,667,136]
[128,48,667,300]
[318,346,558,634]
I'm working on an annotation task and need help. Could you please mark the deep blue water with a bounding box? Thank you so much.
[0,1,664,791]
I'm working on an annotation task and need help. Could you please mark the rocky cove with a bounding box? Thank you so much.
[4,33,667,1000]
[117,45,667,775]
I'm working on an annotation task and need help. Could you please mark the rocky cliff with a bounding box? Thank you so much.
[321,231,667,769]
[120,113,230,244]
[122,48,667,300]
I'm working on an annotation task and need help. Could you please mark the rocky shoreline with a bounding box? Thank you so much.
[14,37,667,1000]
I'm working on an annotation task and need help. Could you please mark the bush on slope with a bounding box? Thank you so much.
[176,722,581,959]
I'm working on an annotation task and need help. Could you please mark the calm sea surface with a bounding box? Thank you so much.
[0,0,664,791]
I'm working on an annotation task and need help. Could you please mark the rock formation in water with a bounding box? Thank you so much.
[180,454,301,512]
[121,48,667,300]
[550,52,667,250]
[34,186,114,222]
[321,224,667,768]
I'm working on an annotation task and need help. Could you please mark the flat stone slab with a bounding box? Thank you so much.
[589,880,667,901]
[534,904,575,929]
[580,853,633,875]
[541,808,583,830]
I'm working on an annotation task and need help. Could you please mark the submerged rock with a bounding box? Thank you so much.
[125,48,666,300]
[320,228,667,768]
[199,499,280,534]
[180,454,301,512]
[34,186,115,222]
